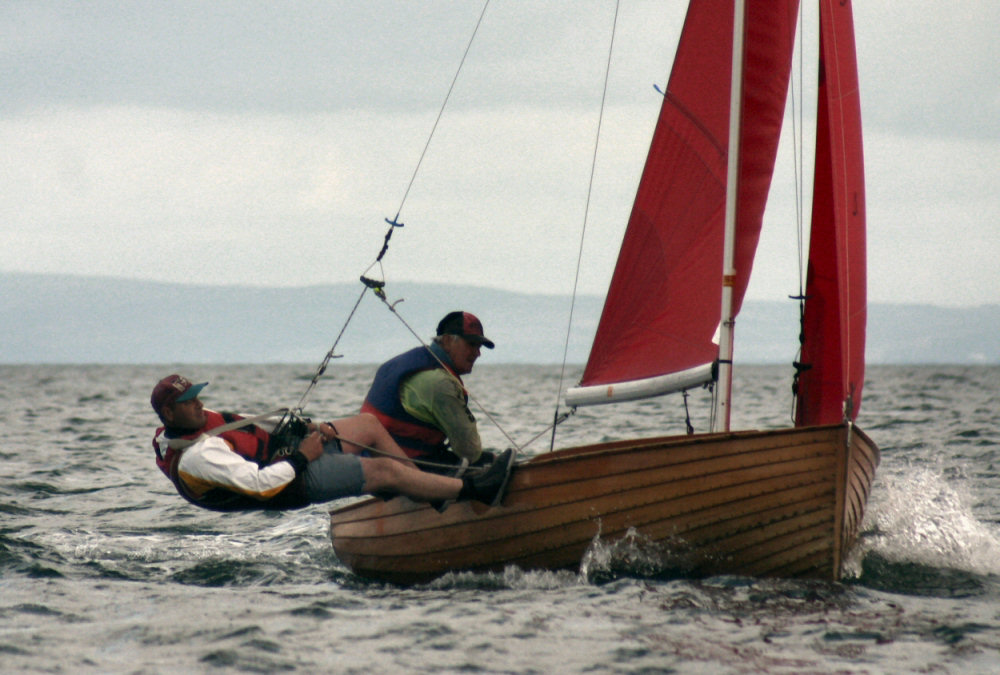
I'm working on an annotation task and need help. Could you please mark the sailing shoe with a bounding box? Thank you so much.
[471,450,496,468]
[461,448,516,506]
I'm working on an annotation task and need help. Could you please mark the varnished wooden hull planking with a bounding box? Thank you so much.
[329,423,879,584]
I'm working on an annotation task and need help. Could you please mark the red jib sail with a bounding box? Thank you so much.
[795,0,867,425]
[577,0,798,398]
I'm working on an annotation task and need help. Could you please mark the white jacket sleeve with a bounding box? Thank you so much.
[176,437,298,501]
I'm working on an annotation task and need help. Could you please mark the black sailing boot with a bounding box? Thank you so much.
[459,448,516,506]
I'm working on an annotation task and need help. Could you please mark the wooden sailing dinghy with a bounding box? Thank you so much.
[330,0,878,584]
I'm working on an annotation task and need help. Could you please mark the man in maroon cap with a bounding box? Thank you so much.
[361,311,495,473]
[150,374,514,512]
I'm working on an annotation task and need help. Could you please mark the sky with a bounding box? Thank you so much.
[2,1,999,308]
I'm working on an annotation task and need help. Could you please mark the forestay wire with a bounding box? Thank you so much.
[294,0,617,458]
[293,1,493,415]
[385,1,492,227]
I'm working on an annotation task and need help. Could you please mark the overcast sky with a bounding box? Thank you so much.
[3,1,998,308]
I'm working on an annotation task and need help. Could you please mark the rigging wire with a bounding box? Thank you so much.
[294,2,492,412]
[793,2,806,292]
[371,284,577,456]
[550,0,622,452]
[789,2,808,423]
[360,0,491,284]
[369,287,519,451]
[386,0,492,227]
[293,285,366,413]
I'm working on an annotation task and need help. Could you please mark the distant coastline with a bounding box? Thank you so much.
[3,272,998,365]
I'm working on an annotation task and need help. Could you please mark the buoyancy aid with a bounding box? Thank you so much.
[153,410,307,511]
[361,345,465,461]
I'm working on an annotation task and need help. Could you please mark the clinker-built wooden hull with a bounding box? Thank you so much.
[329,423,879,584]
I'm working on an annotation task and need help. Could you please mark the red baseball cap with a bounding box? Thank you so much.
[436,311,495,349]
[151,374,207,416]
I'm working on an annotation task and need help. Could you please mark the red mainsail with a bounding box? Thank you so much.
[795,0,867,424]
[579,0,799,390]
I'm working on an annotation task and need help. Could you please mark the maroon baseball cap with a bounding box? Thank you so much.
[436,311,495,349]
[151,374,207,416]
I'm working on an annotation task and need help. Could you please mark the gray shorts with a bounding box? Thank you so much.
[302,440,367,503]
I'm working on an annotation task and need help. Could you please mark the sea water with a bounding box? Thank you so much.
[2,363,999,673]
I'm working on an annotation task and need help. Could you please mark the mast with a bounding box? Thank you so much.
[712,0,746,433]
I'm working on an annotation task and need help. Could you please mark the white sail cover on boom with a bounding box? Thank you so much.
[565,362,715,407]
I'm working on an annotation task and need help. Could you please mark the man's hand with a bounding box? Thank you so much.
[297,431,325,461]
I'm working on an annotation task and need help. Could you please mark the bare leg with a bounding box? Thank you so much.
[318,413,511,505]
[358,457,462,502]
[320,413,415,467]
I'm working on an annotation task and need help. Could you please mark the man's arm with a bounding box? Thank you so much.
[176,436,314,501]
[401,370,483,462]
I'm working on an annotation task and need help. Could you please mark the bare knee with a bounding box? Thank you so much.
[347,412,381,438]
[359,457,403,493]
[357,412,379,428]
[351,412,383,441]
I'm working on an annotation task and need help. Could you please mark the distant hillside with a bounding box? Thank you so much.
[2,272,998,365]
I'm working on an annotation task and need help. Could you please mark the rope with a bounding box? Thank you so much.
[369,287,520,453]
[550,0,621,452]
[522,409,574,453]
[327,431,483,474]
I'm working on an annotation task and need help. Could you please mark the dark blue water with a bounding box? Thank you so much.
[2,364,999,673]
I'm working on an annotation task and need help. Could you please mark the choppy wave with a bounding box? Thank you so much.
[3,364,1000,673]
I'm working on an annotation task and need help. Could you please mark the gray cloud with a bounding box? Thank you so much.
[1,1,998,306]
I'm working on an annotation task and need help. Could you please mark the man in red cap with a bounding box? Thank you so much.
[361,311,495,473]
[150,374,513,511]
